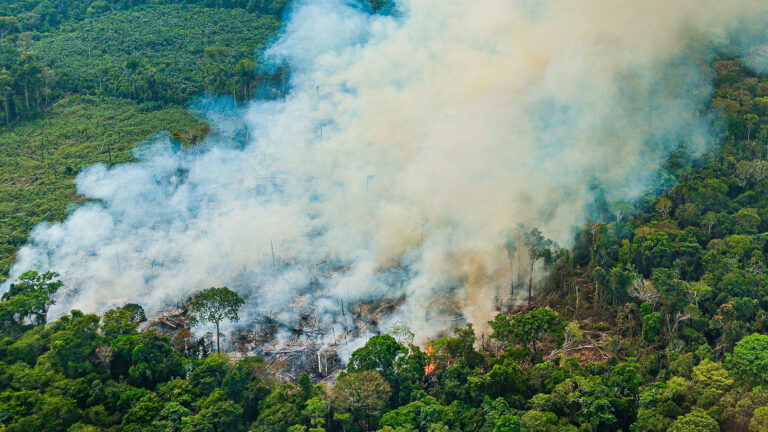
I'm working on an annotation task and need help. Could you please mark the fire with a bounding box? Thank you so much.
[424,344,436,375]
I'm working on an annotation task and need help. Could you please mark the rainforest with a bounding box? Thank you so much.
[2,1,768,432]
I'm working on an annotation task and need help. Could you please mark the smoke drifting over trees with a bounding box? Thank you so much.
[5,0,768,344]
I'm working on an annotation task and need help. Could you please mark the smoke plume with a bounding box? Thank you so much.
[5,0,768,345]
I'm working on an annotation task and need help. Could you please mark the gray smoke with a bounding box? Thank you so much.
[5,0,768,345]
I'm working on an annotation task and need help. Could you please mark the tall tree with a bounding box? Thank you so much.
[522,227,553,305]
[189,286,244,353]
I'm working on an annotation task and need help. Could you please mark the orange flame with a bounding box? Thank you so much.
[424,344,436,375]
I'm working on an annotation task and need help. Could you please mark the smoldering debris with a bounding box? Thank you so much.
[145,304,191,337]
[147,293,409,382]
[239,296,407,381]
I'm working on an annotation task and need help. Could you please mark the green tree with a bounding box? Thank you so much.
[331,370,391,431]
[303,397,327,430]
[221,356,272,423]
[2,270,62,326]
[235,58,256,99]
[751,407,768,432]
[86,1,112,16]
[252,384,303,432]
[46,310,103,377]
[668,410,719,432]
[489,308,565,361]
[154,401,191,431]
[481,398,520,432]
[732,208,761,234]
[189,353,230,397]
[0,68,13,124]
[692,360,734,407]
[190,389,243,432]
[347,334,406,386]
[189,287,244,353]
[101,303,146,339]
[485,360,528,401]
[728,334,768,386]
[520,410,555,432]
[122,391,163,425]
[128,331,184,389]
[745,113,760,140]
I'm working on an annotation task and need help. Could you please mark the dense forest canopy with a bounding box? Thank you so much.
[0,55,767,431]
[31,5,281,104]
[0,2,283,125]
[0,0,288,32]
[0,1,768,432]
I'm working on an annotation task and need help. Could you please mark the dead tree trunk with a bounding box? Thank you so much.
[528,260,534,306]
[215,321,221,353]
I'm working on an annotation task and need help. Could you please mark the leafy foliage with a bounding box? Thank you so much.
[0,0,287,36]
[0,270,61,329]
[31,5,281,105]
[728,334,768,386]
[190,286,244,353]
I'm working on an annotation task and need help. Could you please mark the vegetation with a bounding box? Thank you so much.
[0,270,61,330]
[0,2,281,125]
[0,0,288,35]
[31,5,282,105]
[190,287,245,354]
[0,96,206,278]
[0,1,767,431]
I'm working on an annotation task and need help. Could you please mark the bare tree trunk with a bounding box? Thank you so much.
[528,261,534,306]
[508,253,515,306]
[594,283,599,308]
[509,279,514,307]
[215,321,220,353]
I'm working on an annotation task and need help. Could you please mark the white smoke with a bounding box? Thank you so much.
[5,0,768,342]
